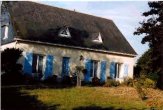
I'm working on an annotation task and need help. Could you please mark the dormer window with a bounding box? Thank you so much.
[92,32,103,43]
[58,27,71,38]
[3,25,9,40]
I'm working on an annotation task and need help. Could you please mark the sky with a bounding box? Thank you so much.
[38,1,149,61]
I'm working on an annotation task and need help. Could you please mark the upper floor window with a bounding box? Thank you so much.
[2,25,9,40]
[92,32,103,44]
[1,11,10,40]
[58,27,71,38]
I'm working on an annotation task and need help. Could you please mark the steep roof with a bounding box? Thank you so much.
[8,1,137,55]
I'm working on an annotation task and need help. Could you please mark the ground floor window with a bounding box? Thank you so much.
[115,63,122,78]
[90,60,99,78]
[32,54,44,79]
[110,62,122,79]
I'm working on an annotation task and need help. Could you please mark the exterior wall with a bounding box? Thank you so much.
[1,41,135,82]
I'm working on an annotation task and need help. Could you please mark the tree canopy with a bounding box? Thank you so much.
[134,1,163,89]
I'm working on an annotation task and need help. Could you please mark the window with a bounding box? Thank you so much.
[32,54,44,79]
[1,25,9,40]
[58,27,71,38]
[110,62,122,79]
[90,60,99,78]
[92,32,103,43]
[115,63,121,78]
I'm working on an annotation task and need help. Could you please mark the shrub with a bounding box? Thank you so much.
[147,72,159,82]
[92,77,100,86]
[23,74,38,85]
[62,76,72,85]
[104,79,120,87]
[122,78,134,87]
[136,74,156,88]
[136,82,147,100]
[43,75,58,84]
[143,78,156,88]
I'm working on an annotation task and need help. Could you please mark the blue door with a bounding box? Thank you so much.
[62,57,70,76]
[84,59,92,82]
[110,62,116,79]
[100,61,107,83]
[23,52,33,76]
[44,55,54,79]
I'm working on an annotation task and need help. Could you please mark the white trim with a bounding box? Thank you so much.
[14,38,137,57]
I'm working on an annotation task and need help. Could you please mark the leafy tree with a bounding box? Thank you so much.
[1,48,23,85]
[134,1,163,89]
[136,49,152,75]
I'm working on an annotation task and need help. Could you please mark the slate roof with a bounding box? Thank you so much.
[7,1,137,55]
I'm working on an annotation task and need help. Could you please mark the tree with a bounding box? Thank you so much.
[134,1,163,89]
[1,48,23,85]
[136,49,152,75]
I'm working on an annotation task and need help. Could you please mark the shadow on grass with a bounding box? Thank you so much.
[73,106,144,110]
[73,106,124,110]
[1,87,60,110]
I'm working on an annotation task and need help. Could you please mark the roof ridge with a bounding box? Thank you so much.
[28,1,113,22]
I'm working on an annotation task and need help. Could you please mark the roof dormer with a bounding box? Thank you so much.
[58,26,71,38]
[92,32,103,44]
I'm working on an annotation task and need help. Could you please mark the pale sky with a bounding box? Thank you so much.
[38,1,149,60]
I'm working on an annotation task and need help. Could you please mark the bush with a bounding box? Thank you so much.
[122,78,134,87]
[136,82,147,100]
[1,71,24,85]
[43,75,58,84]
[143,78,156,88]
[147,72,159,82]
[136,75,156,88]
[92,77,100,86]
[23,74,38,85]
[62,76,73,85]
[104,79,120,87]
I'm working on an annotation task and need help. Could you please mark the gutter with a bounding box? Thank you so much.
[14,38,137,58]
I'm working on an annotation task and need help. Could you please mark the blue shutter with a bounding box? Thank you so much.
[44,55,54,79]
[23,52,33,76]
[100,61,107,83]
[62,57,70,77]
[124,64,128,77]
[84,59,92,82]
[110,62,116,79]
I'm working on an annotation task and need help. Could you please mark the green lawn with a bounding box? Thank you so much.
[19,86,163,110]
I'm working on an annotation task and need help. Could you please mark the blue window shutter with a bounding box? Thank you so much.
[84,59,92,82]
[62,57,70,77]
[23,52,33,76]
[44,55,54,79]
[110,62,116,79]
[100,61,107,83]
[124,64,128,77]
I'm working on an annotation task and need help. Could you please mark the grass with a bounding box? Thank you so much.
[2,86,163,110]
[20,86,163,110]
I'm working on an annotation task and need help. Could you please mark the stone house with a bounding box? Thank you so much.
[1,1,137,83]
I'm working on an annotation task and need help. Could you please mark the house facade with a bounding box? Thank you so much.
[1,1,137,83]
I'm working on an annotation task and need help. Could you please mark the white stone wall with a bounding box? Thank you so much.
[1,41,136,81]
